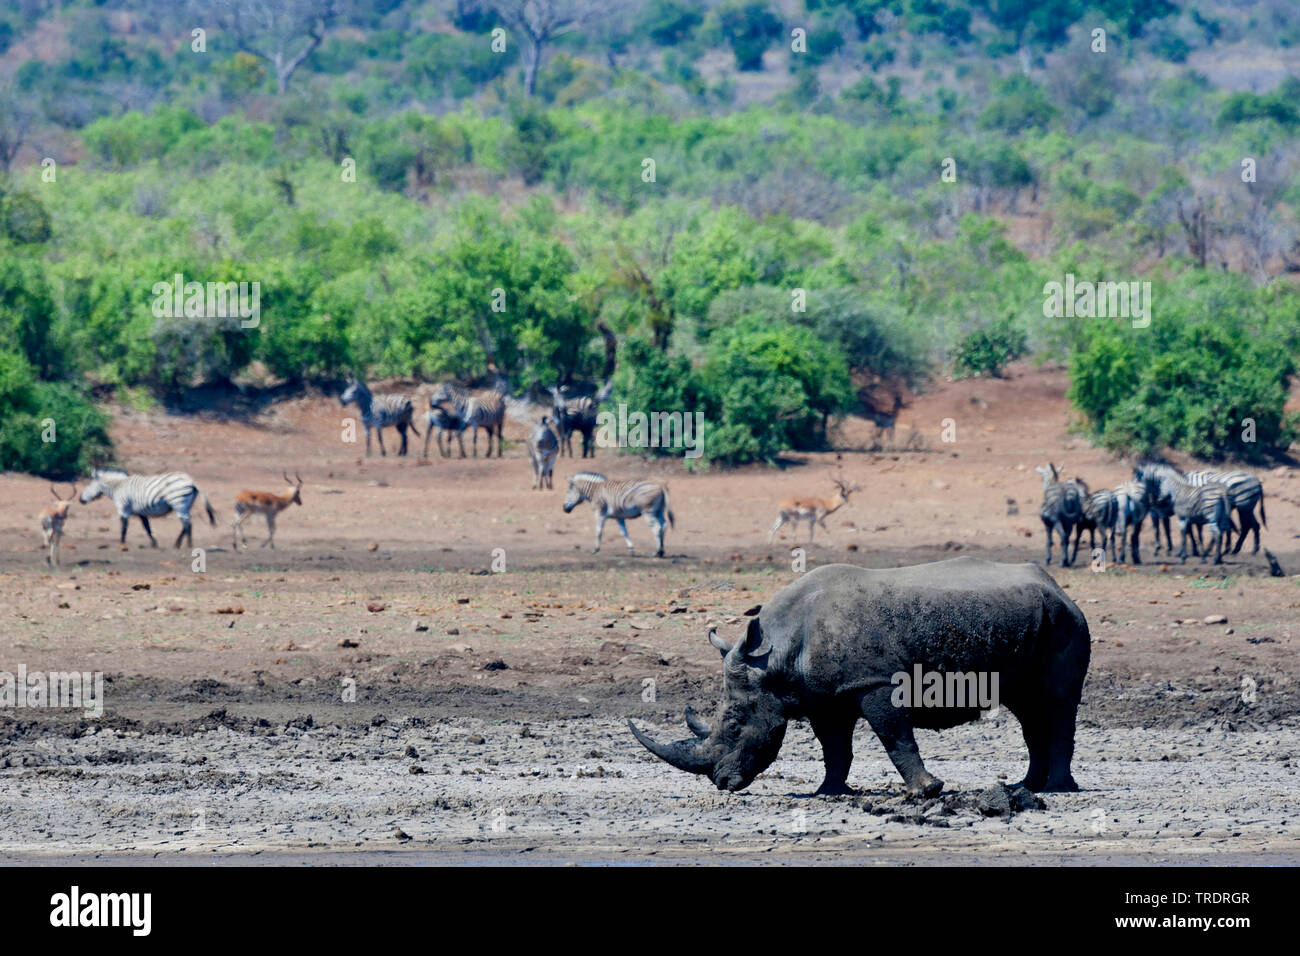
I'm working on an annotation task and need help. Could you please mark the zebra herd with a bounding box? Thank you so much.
[1037,461,1267,567]
[338,376,612,466]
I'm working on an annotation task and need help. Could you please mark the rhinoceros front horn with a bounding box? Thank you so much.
[628,719,715,775]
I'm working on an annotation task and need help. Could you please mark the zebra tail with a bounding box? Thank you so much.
[408,418,421,437]
[203,491,216,526]
[664,488,675,529]
[1260,489,1267,528]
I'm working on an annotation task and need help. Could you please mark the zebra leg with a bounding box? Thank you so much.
[396,423,408,457]
[139,515,158,548]
[1042,519,1053,565]
[1131,523,1142,565]
[1232,508,1254,555]
[172,517,190,550]
[119,515,130,544]
[648,514,666,558]
[376,427,387,457]
[592,514,606,554]
[364,425,372,456]
[616,518,634,552]
[422,425,433,459]
[456,428,467,458]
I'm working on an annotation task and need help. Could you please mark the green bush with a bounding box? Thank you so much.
[1068,286,1300,460]
[0,349,111,477]
[955,315,1028,378]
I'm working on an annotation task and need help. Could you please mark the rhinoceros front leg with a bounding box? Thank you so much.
[860,687,943,798]
[808,714,856,796]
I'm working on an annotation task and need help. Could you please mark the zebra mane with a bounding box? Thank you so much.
[571,472,607,484]
[93,467,128,479]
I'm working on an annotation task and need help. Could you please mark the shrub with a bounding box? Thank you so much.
[955,315,1028,378]
[1069,297,1299,461]
[0,350,111,477]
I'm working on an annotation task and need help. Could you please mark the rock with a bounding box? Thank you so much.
[410,619,429,632]
[337,638,360,648]
[408,765,424,775]
[1204,614,1227,625]
[976,784,1012,817]
[367,542,379,552]
[446,628,460,636]
[394,827,412,840]
[404,745,419,758]
[467,734,485,745]
[366,602,387,613]
[1008,786,1046,812]
[483,659,508,671]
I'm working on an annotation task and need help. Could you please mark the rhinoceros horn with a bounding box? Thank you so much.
[628,719,715,774]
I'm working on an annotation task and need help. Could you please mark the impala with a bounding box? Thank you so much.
[232,472,303,550]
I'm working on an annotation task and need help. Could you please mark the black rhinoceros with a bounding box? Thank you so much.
[630,558,1090,796]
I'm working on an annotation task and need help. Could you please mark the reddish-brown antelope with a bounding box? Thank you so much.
[232,473,303,550]
[40,483,76,566]
[767,474,861,544]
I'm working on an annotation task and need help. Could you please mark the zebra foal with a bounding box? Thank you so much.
[563,472,675,557]
[340,380,419,457]
[79,469,216,549]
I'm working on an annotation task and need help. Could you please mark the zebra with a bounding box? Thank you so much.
[1135,464,1177,557]
[1111,479,1149,564]
[421,402,463,459]
[430,381,507,458]
[79,468,216,549]
[1035,463,1084,567]
[562,472,675,557]
[550,380,612,458]
[1140,465,1233,564]
[1183,469,1266,555]
[340,380,419,457]
[527,416,559,490]
[1076,485,1118,565]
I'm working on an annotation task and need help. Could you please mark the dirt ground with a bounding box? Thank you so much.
[2,363,1298,865]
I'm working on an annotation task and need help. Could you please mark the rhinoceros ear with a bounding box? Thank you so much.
[737,617,771,659]
[707,627,733,658]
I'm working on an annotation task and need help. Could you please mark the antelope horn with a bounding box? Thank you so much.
[628,719,715,775]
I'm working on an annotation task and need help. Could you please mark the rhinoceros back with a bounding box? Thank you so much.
[759,557,1088,699]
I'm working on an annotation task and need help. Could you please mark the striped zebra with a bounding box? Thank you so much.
[340,380,419,457]
[527,416,559,490]
[550,380,613,458]
[1076,485,1118,565]
[430,382,506,458]
[1139,464,1233,564]
[422,402,462,459]
[1183,469,1266,555]
[79,468,216,549]
[1134,465,1176,557]
[1035,464,1084,567]
[563,472,675,557]
[1112,479,1149,564]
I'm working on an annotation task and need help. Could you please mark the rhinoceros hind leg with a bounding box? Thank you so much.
[1010,695,1081,793]
[809,714,856,796]
[859,688,943,798]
